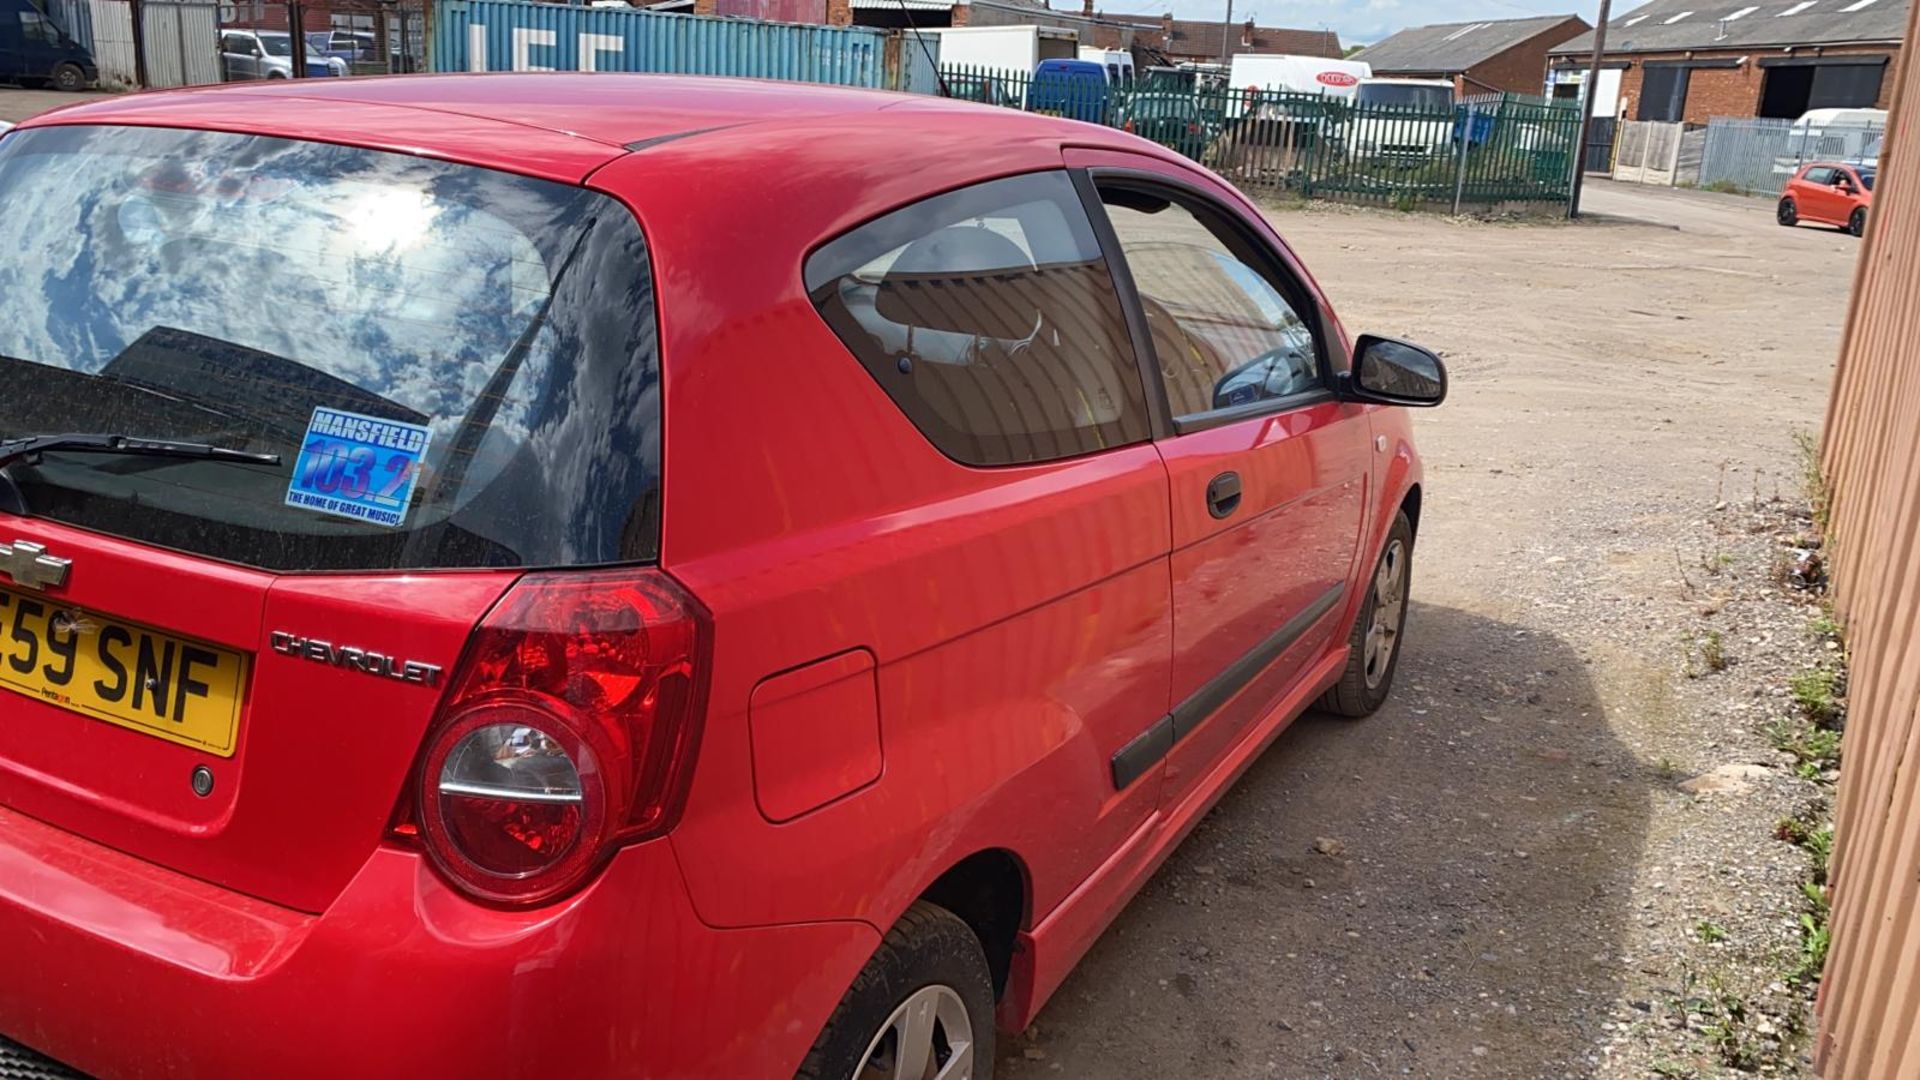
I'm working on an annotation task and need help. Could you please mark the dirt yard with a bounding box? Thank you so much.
[998,182,1857,1079]
[0,88,112,123]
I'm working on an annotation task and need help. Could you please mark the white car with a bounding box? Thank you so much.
[219,29,348,81]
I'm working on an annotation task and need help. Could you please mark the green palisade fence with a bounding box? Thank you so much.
[937,65,1582,211]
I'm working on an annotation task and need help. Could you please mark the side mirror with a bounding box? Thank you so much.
[1341,335,1447,407]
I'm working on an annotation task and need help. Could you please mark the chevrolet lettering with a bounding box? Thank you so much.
[268,631,444,687]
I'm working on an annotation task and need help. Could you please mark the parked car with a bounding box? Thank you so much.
[1117,88,1214,157]
[1779,161,1875,237]
[943,70,1017,108]
[305,29,378,63]
[219,29,347,80]
[0,0,96,91]
[0,74,1442,1079]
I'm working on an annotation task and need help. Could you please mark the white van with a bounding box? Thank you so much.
[1228,53,1371,99]
[1347,78,1458,162]
[1078,47,1134,84]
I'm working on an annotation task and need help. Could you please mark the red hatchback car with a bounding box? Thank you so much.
[0,75,1441,1079]
[1779,161,1875,237]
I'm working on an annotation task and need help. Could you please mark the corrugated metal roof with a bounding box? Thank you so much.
[1551,0,1911,55]
[849,0,950,8]
[1352,14,1587,74]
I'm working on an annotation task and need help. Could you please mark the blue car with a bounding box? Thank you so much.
[1028,59,1110,125]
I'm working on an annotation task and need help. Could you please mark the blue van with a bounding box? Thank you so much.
[1,0,96,91]
[1028,59,1110,125]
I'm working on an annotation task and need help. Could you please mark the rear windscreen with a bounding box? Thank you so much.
[0,125,660,572]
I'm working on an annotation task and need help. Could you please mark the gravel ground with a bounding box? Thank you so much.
[0,87,113,124]
[998,182,1855,1079]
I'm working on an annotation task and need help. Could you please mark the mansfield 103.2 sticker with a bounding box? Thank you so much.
[285,407,434,528]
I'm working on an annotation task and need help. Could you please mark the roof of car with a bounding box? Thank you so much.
[20,73,1128,183]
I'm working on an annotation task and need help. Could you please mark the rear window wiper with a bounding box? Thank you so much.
[0,434,282,516]
[0,433,282,472]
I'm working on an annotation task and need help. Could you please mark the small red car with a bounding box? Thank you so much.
[1779,161,1876,237]
[0,75,1440,1079]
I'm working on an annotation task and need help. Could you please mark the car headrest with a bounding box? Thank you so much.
[873,225,1042,340]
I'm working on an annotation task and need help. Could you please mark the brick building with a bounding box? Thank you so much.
[1548,0,1910,124]
[1349,14,1590,98]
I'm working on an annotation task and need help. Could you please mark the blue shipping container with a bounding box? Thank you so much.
[433,0,889,87]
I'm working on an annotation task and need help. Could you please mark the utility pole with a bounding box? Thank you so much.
[1218,0,1233,66]
[1568,0,1614,219]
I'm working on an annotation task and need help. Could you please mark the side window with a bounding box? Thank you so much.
[806,171,1151,467]
[1098,183,1322,421]
[20,11,58,44]
[1805,166,1836,185]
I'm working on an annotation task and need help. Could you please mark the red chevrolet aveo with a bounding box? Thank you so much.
[0,75,1441,1078]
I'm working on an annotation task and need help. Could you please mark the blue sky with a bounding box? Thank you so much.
[1138,0,1633,47]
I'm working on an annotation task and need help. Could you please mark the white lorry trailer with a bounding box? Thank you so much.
[928,25,1077,73]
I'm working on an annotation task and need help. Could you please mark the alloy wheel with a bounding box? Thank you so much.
[855,985,976,1080]
[1778,199,1797,227]
[1363,539,1406,690]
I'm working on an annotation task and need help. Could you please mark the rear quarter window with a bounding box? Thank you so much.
[0,124,661,572]
[804,170,1150,467]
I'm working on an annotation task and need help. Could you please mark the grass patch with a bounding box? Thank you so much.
[1696,919,1730,944]
[1790,666,1844,728]
[1793,428,1831,535]
[1683,628,1731,678]
[1776,807,1835,987]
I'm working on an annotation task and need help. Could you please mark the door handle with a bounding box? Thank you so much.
[1206,471,1242,519]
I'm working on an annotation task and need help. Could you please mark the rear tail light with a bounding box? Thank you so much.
[411,570,709,906]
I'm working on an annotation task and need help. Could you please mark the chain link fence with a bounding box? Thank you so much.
[1699,117,1885,196]
[940,64,1581,212]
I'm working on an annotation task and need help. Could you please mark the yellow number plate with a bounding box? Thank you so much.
[0,585,248,756]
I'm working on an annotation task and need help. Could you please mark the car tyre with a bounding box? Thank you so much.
[1318,509,1415,719]
[50,63,87,91]
[798,901,996,1080]
[1850,207,1868,238]
[1777,198,1798,228]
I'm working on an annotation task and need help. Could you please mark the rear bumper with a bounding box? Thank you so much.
[0,804,874,1079]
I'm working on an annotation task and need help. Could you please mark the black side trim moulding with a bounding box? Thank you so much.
[1109,583,1347,790]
